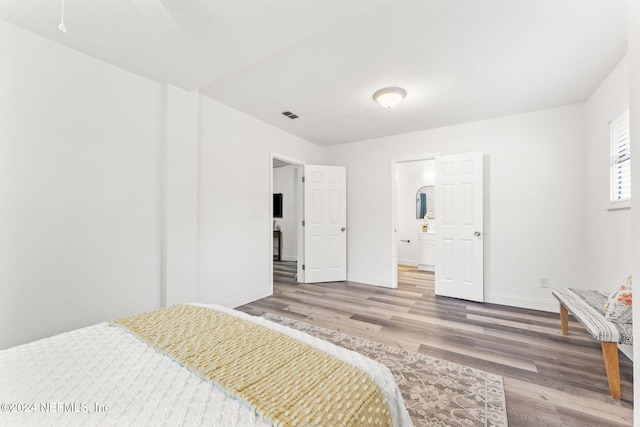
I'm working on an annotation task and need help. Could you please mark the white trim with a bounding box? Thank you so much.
[619,344,633,361]
[486,292,559,313]
[390,153,440,289]
[393,154,442,164]
[158,84,168,308]
[609,107,631,203]
[390,161,398,288]
[218,288,273,309]
[271,153,308,167]
[397,259,418,267]
[608,200,631,210]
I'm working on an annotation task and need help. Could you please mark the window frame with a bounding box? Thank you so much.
[609,107,631,210]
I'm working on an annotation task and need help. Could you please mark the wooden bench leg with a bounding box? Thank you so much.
[559,303,569,335]
[601,342,621,399]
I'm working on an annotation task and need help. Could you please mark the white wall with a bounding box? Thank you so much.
[585,56,632,360]
[0,20,324,349]
[584,57,631,292]
[396,160,435,265]
[273,165,298,261]
[0,21,163,349]
[198,97,322,307]
[324,104,587,311]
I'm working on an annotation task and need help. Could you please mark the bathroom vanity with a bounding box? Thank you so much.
[417,232,436,272]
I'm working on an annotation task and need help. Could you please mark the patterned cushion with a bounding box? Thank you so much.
[552,288,633,345]
[604,276,632,323]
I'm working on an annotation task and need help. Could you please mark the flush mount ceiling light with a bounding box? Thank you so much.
[373,87,406,109]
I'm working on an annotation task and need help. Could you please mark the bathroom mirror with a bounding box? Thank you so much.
[416,186,435,219]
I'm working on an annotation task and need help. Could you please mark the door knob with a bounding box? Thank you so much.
[474,231,481,237]
[341,227,346,232]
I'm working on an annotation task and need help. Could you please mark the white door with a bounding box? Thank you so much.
[434,151,484,302]
[303,165,347,283]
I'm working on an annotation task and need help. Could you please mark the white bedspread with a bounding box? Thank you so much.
[1,304,412,426]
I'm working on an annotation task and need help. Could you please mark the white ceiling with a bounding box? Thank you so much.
[0,0,628,146]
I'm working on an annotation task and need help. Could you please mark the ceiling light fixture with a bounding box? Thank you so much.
[373,87,406,109]
[58,0,67,33]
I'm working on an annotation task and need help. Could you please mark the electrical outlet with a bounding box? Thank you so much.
[539,277,549,288]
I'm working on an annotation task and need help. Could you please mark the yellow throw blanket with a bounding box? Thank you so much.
[110,305,393,427]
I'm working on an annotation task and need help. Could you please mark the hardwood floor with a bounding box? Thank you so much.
[237,265,634,426]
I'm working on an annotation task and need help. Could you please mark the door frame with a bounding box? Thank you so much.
[390,153,439,288]
[270,152,306,288]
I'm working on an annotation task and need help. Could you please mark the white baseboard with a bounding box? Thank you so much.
[217,288,273,309]
[397,259,417,267]
[486,292,558,313]
[487,294,633,360]
[280,255,297,262]
[619,344,633,361]
[346,271,562,311]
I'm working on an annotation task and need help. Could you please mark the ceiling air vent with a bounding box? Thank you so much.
[282,111,300,119]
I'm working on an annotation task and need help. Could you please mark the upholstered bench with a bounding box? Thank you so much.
[552,288,633,399]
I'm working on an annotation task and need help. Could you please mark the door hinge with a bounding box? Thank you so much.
[302,220,305,226]
[302,176,305,183]
[302,265,305,271]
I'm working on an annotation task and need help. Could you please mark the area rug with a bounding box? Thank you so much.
[263,313,508,427]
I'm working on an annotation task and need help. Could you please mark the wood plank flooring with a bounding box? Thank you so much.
[237,265,634,426]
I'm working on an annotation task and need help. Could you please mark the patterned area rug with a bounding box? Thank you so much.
[263,314,508,427]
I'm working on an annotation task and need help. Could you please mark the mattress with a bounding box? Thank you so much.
[0,304,412,426]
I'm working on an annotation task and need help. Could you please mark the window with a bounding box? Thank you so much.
[610,107,631,207]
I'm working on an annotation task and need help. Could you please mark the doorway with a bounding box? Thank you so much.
[393,157,437,289]
[391,152,485,301]
[271,154,305,287]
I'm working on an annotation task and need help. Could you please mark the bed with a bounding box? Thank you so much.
[0,304,412,426]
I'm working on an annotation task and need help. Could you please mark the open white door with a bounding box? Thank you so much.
[434,151,484,302]
[303,165,347,283]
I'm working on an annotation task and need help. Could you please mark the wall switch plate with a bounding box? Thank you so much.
[540,277,549,288]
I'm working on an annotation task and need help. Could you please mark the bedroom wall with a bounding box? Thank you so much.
[324,104,587,311]
[0,21,163,349]
[585,56,632,361]
[584,57,631,292]
[273,165,298,261]
[0,20,324,348]
[197,97,322,307]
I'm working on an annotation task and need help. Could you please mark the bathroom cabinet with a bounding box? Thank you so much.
[417,232,436,272]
